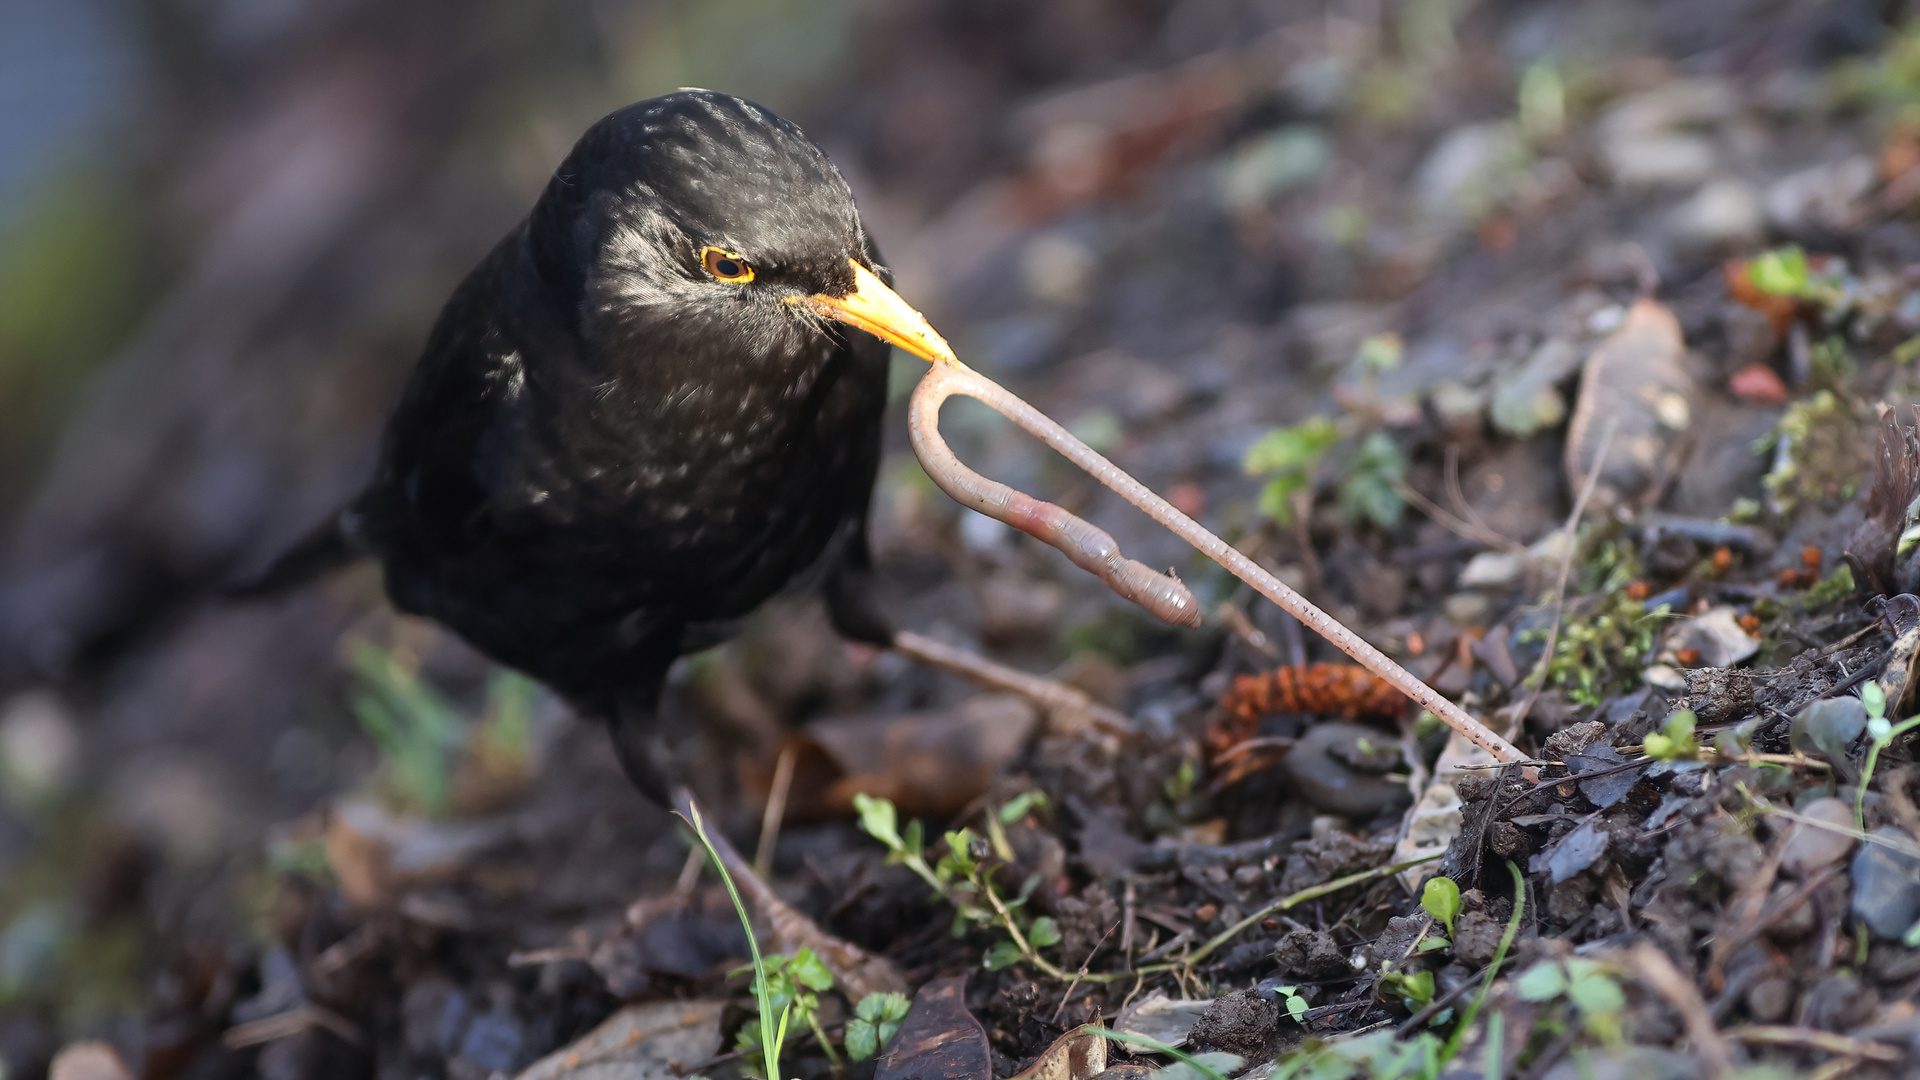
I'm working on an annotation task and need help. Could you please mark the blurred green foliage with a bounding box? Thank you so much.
[348,641,538,818]
[616,0,864,108]
[0,174,157,512]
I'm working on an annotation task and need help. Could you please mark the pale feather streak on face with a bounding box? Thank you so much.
[791,260,956,365]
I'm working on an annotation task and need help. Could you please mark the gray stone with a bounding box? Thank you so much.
[1766,157,1874,236]
[1668,178,1764,252]
[1780,797,1856,878]
[1597,80,1736,188]
[1851,826,1920,939]
[1414,121,1528,232]
[1458,552,1525,590]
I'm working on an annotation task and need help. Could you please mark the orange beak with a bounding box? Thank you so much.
[796,260,956,365]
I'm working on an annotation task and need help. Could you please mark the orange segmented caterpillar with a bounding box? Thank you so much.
[1223,663,1407,724]
[1207,664,1408,764]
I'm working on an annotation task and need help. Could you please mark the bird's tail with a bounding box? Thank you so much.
[223,510,365,598]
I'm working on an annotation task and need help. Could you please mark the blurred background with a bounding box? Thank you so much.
[0,0,1915,1076]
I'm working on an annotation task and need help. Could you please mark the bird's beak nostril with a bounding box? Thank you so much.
[793,259,956,365]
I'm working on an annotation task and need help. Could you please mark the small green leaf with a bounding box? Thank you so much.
[1749,246,1810,296]
[1243,417,1340,476]
[1514,960,1567,1002]
[854,793,900,848]
[983,941,1024,970]
[1013,873,1042,906]
[1157,1052,1245,1080]
[856,991,911,1023]
[1257,475,1307,524]
[1337,431,1407,529]
[941,830,978,876]
[901,818,924,861]
[788,948,834,992]
[998,790,1048,824]
[1420,876,1462,934]
[1644,710,1699,762]
[1862,682,1887,720]
[848,989,909,1059]
[1416,936,1451,952]
[1354,333,1403,373]
[1566,970,1625,1016]
[845,1019,878,1061]
[1028,917,1061,948]
[1385,969,1433,1007]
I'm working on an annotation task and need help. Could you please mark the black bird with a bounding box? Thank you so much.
[253,90,956,802]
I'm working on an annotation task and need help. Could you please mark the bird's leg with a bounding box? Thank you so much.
[907,359,1526,765]
[890,629,1134,735]
[605,636,684,805]
[825,521,1133,733]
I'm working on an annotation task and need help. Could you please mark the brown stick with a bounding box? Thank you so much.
[892,630,1134,735]
[1629,943,1732,1080]
[907,359,1524,763]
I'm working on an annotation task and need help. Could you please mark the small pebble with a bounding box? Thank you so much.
[1745,977,1794,1023]
[1668,178,1764,252]
[1805,973,1877,1032]
[1458,552,1525,590]
[1851,825,1920,938]
[1780,797,1856,878]
[1444,592,1491,626]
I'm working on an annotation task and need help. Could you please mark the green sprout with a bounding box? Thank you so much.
[1379,965,1435,1009]
[1338,431,1408,529]
[844,992,910,1062]
[348,641,467,817]
[1420,876,1461,945]
[1514,957,1627,1043]
[1642,710,1699,762]
[679,802,788,1080]
[1856,683,1920,834]
[732,949,837,1075]
[853,793,1061,975]
[1243,417,1339,525]
[1093,1028,1235,1080]
[1272,984,1310,1024]
[1525,552,1669,709]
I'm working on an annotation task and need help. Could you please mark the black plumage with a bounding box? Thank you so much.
[259,90,954,802]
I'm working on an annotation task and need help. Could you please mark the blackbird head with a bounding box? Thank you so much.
[527,89,953,367]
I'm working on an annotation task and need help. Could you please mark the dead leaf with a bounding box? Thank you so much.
[1537,816,1610,883]
[1010,1025,1108,1080]
[875,975,992,1080]
[1113,992,1212,1047]
[513,1000,723,1080]
[1566,299,1694,510]
[771,694,1038,820]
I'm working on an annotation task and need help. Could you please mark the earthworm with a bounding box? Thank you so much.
[908,358,1525,764]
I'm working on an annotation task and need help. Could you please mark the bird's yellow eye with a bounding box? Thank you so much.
[701,247,754,283]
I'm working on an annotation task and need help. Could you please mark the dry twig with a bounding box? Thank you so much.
[1629,942,1732,1080]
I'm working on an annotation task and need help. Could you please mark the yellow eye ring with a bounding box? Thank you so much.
[701,247,754,283]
